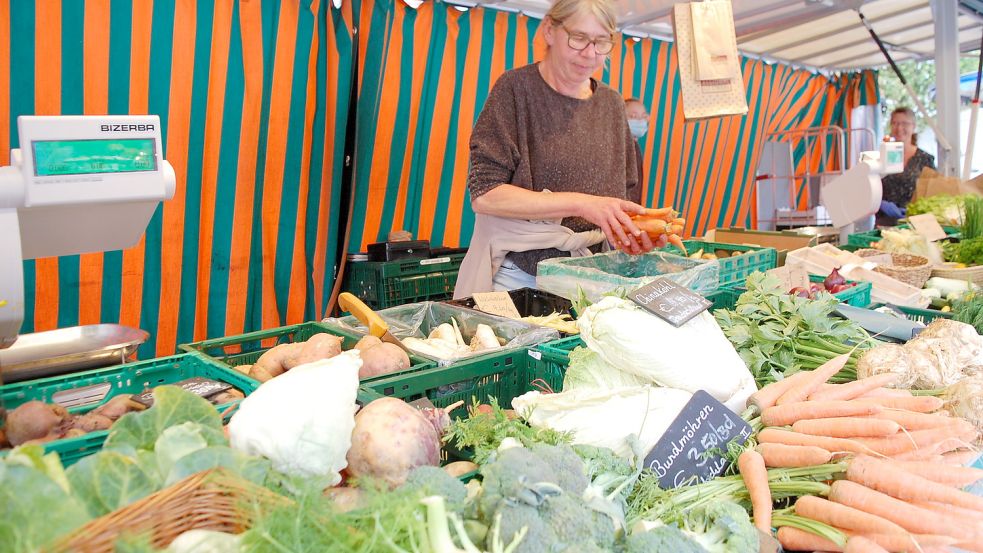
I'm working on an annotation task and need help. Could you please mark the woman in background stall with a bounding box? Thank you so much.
[877,107,937,227]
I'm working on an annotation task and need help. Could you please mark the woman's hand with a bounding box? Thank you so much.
[578,196,648,250]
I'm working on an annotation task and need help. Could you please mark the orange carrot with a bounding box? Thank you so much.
[913,500,983,523]
[747,370,814,413]
[762,400,882,427]
[889,459,983,487]
[854,426,978,457]
[858,396,945,413]
[738,449,772,533]
[757,443,832,467]
[757,428,874,456]
[792,417,900,438]
[808,374,900,402]
[843,536,889,553]
[843,532,958,551]
[943,449,983,466]
[793,495,907,535]
[846,454,983,512]
[864,410,969,431]
[857,387,912,399]
[776,353,852,405]
[828,480,982,542]
[776,526,843,552]
[638,206,676,220]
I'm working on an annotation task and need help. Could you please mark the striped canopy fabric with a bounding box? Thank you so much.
[1,0,877,358]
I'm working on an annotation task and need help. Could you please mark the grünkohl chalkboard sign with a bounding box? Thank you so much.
[643,390,753,489]
[629,277,711,327]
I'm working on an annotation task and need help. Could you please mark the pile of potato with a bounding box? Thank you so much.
[1,394,143,448]
[234,332,411,383]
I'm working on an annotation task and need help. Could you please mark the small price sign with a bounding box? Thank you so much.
[642,391,753,489]
[908,213,948,242]
[629,278,711,327]
[472,291,522,319]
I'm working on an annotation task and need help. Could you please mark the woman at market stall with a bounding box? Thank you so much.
[625,97,649,204]
[876,107,937,226]
[454,0,665,297]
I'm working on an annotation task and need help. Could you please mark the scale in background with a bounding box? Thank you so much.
[0,115,176,388]
[755,125,903,242]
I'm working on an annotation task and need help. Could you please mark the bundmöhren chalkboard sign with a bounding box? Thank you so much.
[643,390,753,489]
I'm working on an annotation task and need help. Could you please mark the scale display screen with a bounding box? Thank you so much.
[31,138,157,176]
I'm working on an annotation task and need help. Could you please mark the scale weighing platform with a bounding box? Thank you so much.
[0,115,175,380]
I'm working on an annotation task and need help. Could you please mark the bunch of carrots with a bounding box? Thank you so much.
[737,353,983,553]
[624,207,687,253]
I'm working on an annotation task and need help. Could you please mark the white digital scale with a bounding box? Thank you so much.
[820,140,905,241]
[0,115,176,350]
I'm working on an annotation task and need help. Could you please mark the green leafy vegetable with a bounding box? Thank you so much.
[714,272,871,386]
[0,446,91,551]
[907,194,972,226]
[166,446,271,487]
[67,450,160,517]
[104,385,224,452]
[445,398,573,465]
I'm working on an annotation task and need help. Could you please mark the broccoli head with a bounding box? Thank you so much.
[401,466,468,512]
[528,443,589,496]
[621,525,709,553]
[478,446,559,517]
[681,500,759,553]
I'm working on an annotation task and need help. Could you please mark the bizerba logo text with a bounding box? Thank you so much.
[100,124,155,132]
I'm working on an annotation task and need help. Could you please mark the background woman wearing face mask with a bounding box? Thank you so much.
[877,106,937,227]
[625,97,649,204]
[457,0,665,295]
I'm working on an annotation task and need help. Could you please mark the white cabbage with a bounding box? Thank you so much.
[228,350,361,484]
[511,386,693,458]
[575,296,756,411]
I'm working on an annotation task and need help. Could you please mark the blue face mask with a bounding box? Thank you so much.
[628,119,648,139]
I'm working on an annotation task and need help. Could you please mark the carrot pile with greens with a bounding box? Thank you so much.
[629,354,983,553]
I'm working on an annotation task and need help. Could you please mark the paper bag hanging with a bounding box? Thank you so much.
[672,0,748,120]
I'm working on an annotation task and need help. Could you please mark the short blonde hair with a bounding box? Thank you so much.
[545,0,618,35]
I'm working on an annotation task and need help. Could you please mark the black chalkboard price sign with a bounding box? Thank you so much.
[643,390,753,489]
[629,277,712,327]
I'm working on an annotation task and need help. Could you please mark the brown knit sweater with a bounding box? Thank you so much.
[468,63,638,275]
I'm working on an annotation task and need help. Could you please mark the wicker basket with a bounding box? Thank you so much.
[930,263,983,285]
[49,469,288,553]
[856,249,933,288]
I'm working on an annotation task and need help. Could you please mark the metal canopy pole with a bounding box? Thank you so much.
[931,0,962,176]
[857,11,953,154]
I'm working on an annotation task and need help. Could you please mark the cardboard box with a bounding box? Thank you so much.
[705,228,819,266]
[914,168,983,201]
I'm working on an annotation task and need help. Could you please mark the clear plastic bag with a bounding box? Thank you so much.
[536,250,720,302]
[322,301,559,365]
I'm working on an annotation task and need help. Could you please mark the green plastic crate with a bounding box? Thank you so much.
[847,224,961,248]
[535,335,584,360]
[362,349,561,421]
[704,287,742,311]
[662,240,777,287]
[0,353,256,466]
[178,322,434,384]
[344,254,467,309]
[867,303,954,325]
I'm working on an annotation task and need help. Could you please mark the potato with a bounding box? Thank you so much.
[323,486,367,513]
[210,389,245,405]
[92,394,145,421]
[354,335,383,352]
[346,397,441,488]
[249,364,276,383]
[233,364,253,375]
[6,401,70,446]
[358,342,410,379]
[289,333,343,368]
[63,428,87,438]
[253,343,302,378]
[442,461,478,478]
[73,413,114,432]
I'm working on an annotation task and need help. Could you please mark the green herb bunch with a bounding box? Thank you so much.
[714,272,872,386]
